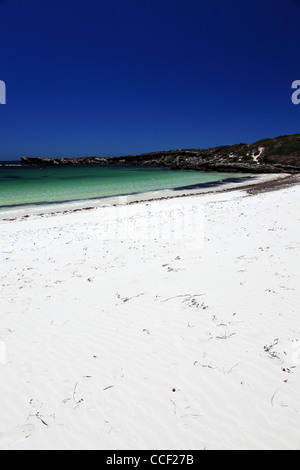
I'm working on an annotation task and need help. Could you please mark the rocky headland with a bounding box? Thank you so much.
[21,134,300,174]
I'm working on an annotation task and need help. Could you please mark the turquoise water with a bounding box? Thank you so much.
[0,163,252,209]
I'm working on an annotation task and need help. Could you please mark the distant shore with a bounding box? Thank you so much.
[20,134,300,174]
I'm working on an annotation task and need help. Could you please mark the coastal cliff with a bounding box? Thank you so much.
[21,134,300,174]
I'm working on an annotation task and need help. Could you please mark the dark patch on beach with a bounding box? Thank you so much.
[173,176,254,191]
[245,174,300,195]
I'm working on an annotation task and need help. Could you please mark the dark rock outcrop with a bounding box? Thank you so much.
[21,134,300,174]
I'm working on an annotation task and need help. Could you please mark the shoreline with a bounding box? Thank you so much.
[0,173,300,449]
[0,172,294,222]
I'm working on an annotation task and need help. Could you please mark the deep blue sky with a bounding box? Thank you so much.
[0,0,299,160]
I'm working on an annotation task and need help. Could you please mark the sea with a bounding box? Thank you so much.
[0,161,252,210]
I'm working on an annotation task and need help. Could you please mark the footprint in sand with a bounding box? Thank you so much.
[0,424,35,449]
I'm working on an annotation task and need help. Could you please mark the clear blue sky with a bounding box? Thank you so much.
[0,0,299,160]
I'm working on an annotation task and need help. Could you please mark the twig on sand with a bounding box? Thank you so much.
[226,363,239,374]
[118,293,146,303]
[271,389,279,407]
[33,412,49,427]
[264,339,280,359]
[193,361,216,369]
[216,333,236,340]
[160,294,205,303]
[73,382,84,407]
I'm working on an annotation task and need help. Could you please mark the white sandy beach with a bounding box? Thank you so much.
[0,177,300,450]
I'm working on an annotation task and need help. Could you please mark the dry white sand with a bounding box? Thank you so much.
[0,180,300,450]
